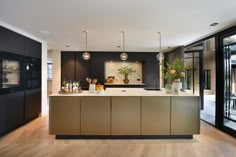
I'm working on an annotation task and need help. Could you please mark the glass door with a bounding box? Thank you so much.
[223,34,236,132]
[184,46,204,110]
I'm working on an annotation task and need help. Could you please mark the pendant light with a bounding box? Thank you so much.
[156,32,164,61]
[82,30,90,60]
[120,31,128,61]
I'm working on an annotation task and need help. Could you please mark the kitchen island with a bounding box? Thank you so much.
[49,88,200,139]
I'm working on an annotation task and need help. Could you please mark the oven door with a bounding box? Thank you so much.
[0,51,24,95]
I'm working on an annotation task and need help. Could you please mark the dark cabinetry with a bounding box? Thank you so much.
[76,53,90,89]
[25,37,41,59]
[25,88,41,121]
[0,26,25,55]
[0,91,24,136]
[0,26,41,137]
[61,52,158,89]
[61,52,75,82]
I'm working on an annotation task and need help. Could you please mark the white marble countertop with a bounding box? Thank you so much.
[104,83,146,85]
[50,88,199,97]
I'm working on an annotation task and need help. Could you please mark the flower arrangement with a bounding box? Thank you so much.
[118,65,136,76]
[163,58,185,81]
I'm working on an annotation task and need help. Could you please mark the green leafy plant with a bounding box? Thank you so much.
[118,65,136,76]
[163,58,185,81]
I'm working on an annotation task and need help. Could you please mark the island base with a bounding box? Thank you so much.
[56,135,193,140]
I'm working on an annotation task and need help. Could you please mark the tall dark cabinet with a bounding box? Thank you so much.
[0,92,25,134]
[61,52,75,81]
[0,26,41,136]
[0,26,25,55]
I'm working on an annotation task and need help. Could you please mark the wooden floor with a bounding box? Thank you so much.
[0,116,236,157]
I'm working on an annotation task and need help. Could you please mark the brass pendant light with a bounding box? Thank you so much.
[156,32,164,61]
[82,30,90,60]
[120,31,128,61]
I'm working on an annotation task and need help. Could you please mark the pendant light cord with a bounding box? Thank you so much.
[121,31,125,52]
[158,32,161,54]
[85,31,88,51]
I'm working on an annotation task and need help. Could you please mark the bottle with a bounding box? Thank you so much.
[69,80,72,92]
[61,79,66,92]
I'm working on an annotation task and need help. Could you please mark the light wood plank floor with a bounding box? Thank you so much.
[0,116,236,157]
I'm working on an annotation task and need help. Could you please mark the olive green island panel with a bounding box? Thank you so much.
[81,96,110,135]
[171,96,200,135]
[49,96,80,135]
[49,89,200,137]
[111,96,141,135]
[141,96,171,135]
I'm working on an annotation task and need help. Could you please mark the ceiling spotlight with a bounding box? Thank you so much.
[210,23,218,26]
[82,31,90,60]
[120,31,128,61]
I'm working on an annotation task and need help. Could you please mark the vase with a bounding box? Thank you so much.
[123,74,129,84]
[172,79,181,95]
[89,84,96,93]
[165,84,172,94]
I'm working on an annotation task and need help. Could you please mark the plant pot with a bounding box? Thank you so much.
[172,79,181,95]
[123,74,129,84]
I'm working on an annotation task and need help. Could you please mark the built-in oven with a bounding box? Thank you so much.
[0,51,24,94]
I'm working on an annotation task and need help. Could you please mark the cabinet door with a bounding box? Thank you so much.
[141,96,170,135]
[171,96,200,135]
[25,88,41,121]
[25,37,41,59]
[111,96,140,135]
[0,91,24,135]
[49,96,80,135]
[0,26,25,55]
[81,96,110,135]
[0,98,6,136]
[61,52,76,82]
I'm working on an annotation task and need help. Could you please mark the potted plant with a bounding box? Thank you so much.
[162,58,185,82]
[118,65,136,84]
[162,58,186,94]
[163,58,194,94]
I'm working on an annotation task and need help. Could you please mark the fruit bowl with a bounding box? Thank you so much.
[96,89,104,94]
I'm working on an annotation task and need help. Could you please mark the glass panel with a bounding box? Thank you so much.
[223,34,236,131]
[185,38,216,126]
[201,38,216,125]
[0,59,20,88]
[47,63,53,79]
[184,51,200,96]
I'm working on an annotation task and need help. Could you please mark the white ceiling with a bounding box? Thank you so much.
[1,0,236,52]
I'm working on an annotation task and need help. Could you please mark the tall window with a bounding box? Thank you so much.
[47,62,53,80]
[204,70,211,89]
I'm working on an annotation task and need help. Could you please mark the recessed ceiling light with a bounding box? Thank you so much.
[117,46,121,48]
[210,23,218,26]
[39,30,50,35]
[65,45,70,47]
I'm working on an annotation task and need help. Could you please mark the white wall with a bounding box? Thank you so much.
[51,50,61,94]
[0,21,48,115]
